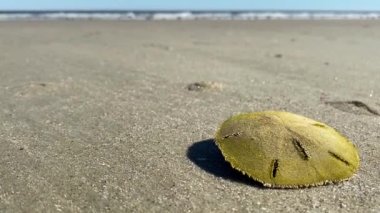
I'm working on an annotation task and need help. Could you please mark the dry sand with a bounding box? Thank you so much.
[0,20,379,212]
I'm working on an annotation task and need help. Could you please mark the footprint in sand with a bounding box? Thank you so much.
[13,82,49,97]
[11,80,74,98]
[325,100,379,116]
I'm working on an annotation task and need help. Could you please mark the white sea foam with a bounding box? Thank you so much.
[0,11,380,21]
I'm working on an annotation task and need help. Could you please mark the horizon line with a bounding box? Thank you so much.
[2,9,380,13]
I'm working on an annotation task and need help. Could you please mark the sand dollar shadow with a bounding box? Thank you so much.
[187,139,263,188]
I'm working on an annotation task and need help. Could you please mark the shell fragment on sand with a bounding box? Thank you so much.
[215,111,360,188]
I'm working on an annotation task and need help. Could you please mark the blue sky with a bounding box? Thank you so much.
[1,0,380,11]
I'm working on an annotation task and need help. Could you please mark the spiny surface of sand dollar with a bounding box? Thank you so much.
[215,111,360,188]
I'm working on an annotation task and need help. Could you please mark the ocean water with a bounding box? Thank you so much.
[0,10,380,21]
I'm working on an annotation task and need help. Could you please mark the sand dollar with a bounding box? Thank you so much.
[215,111,360,188]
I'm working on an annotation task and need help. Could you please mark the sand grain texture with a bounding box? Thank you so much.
[0,20,379,212]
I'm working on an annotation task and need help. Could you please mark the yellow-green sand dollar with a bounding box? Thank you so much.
[215,111,360,188]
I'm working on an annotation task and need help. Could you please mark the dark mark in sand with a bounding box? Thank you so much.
[326,100,379,116]
[274,54,283,58]
[187,81,223,92]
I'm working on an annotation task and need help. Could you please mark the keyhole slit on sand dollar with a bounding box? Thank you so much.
[215,111,360,188]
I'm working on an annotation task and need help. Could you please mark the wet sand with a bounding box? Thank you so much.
[0,20,379,212]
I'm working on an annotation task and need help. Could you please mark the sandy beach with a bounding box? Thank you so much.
[0,20,379,212]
